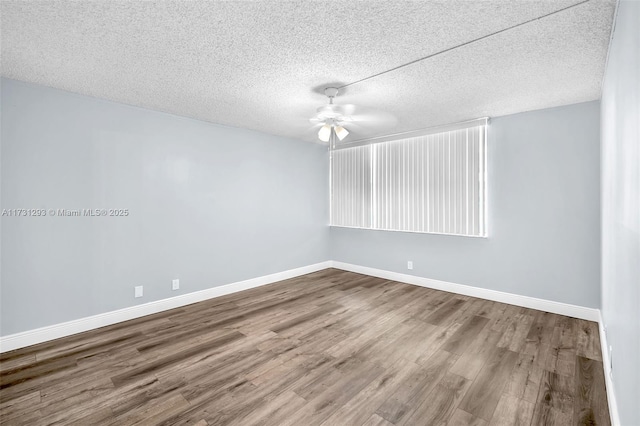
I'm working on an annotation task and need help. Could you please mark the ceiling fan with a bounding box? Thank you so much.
[309,87,396,146]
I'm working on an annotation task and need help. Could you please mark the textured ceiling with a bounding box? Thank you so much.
[1,0,615,143]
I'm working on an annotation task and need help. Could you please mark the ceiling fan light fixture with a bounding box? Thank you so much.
[334,125,349,141]
[318,124,332,142]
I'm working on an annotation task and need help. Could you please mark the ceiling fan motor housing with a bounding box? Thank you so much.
[317,105,342,120]
[324,87,339,99]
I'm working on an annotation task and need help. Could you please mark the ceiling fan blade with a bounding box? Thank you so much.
[340,104,395,121]
[331,104,358,116]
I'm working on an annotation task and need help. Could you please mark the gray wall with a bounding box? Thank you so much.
[331,101,601,308]
[0,78,329,336]
[601,1,640,425]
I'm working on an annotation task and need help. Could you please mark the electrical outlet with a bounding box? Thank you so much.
[172,279,180,291]
[134,286,143,298]
[407,261,413,270]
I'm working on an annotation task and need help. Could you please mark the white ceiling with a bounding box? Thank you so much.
[1,1,615,143]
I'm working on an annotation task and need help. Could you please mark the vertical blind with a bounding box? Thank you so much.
[330,121,487,237]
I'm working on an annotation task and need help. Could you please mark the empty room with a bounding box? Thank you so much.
[0,1,638,425]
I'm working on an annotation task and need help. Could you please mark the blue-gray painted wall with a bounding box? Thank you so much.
[601,1,640,424]
[1,78,329,335]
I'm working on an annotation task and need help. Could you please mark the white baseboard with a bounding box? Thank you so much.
[329,261,600,321]
[598,312,621,426]
[0,261,331,353]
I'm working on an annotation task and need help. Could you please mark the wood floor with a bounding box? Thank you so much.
[0,269,610,425]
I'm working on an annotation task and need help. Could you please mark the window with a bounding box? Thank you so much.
[330,118,487,237]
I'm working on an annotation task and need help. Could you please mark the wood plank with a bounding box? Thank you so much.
[292,366,342,401]
[575,319,603,361]
[347,319,418,367]
[111,392,190,425]
[525,311,558,349]
[488,393,534,426]
[227,390,307,426]
[0,390,41,423]
[573,356,611,426]
[67,407,114,425]
[414,321,463,365]
[490,304,522,332]
[442,298,485,329]
[388,319,445,364]
[39,377,115,416]
[545,318,577,377]
[400,372,472,426]
[496,313,534,352]
[376,350,459,424]
[531,402,573,425]
[442,316,490,355]
[110,331,245,387]
[361,414,395,426]
[279,360,385,426]
[503,352,544,403]
[0,354,37,373]
[449,326,503,380]
[536,369,575,414]
[320,359,419,425]
[424,297,467,326]
[0,355,78,391]
[458,347,519,421]
[270,304,342,334]
[448,409,488,426]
